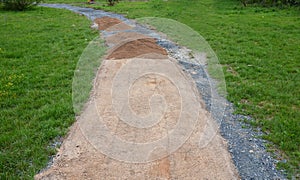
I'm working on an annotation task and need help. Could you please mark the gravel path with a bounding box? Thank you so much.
[40,4,286,179]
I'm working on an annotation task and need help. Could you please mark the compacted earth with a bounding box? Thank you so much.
[36,4,286,180]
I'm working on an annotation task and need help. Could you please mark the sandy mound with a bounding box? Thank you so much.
[107,38,168,60]
[94,17,123,30]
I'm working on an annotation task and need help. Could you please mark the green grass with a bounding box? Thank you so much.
[49,0,300,178]
[0,7,98,178]
[73,37,106,114]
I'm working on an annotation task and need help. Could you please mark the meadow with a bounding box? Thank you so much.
[0,6,98,178]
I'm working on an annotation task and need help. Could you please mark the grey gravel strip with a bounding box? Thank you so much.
[174,59,286,180]
[40,4,287,179]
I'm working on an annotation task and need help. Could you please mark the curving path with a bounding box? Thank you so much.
[35,4,286,180]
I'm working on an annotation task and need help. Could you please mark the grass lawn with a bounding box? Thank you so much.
[0,6,98,178]
[51,0,299,178]
[1,0,299,178]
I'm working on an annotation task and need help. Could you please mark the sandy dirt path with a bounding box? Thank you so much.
[35,16,239,180]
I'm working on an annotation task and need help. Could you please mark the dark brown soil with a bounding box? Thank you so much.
[94,17,123,30]
[107,38,168,60]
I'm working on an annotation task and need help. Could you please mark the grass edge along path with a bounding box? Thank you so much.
[0,6,99,178]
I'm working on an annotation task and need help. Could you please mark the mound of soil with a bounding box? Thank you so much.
[94,16,123,30]
[107,38,168,60]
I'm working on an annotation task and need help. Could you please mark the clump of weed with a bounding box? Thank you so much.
[1,0,41,11]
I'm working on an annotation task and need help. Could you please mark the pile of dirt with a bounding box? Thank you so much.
[107,38,168,60]
[94,16,123,30]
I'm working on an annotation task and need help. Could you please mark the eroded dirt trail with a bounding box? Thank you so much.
[35,15,239,180]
